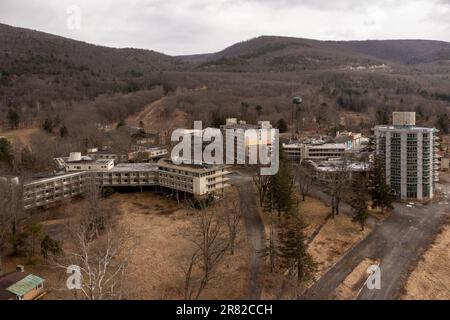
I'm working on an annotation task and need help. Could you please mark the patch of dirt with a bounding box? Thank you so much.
[401,224,450,300]
[0,127,39,146]
[2,191,249,300]
[111,192,249,300]
[308,214,371,278]
[299,196,330,237]
[126,96,189,132]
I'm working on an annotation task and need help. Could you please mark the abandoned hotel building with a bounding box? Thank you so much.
[374,112,440,201]
[21,152,230,210]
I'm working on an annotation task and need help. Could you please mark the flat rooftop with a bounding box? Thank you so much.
[158,158,227,172]
[307,143,347,149]
[0,271,34,300]
[309,159,370,172]
[24,171,85,186]
[67,159,113,164]
[110,163,158,172]
[374,125,437,132]
[283,143,302,148]
[87,151,125,155]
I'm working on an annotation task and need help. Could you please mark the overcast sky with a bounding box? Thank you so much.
[1,0,449,55]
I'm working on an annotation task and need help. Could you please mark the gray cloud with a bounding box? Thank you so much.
[0,0,449,55]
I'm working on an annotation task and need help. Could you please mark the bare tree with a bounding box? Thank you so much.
[183,203,229,300]
[80,174,113,239]
[252,167,271,207]
[222,199,241,255]
[295,163,313,201]
[324,157,351,218]
[262,191,278,273]
[55,225,132,300]
[0,177,24,274]
[52,183,132,300]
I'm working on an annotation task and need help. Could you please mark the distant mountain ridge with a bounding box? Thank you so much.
[336,39,450,64]
[178,36,450,69]
[0,23,185,75]
[1,23,449,124]
[0,23,187,107]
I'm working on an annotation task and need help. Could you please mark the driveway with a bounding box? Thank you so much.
[229,171,266,300]
[304,182,450,300]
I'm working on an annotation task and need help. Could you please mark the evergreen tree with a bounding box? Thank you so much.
[41,235,63,259]
[277,118,288,133]
[351,176,370,231]
[262,152,295,271]
[255,105,263,117]
[211,112,226,128]
[42,118,53,133]
[264,152,295,219]
[370,156,394,213]
[0,138,13,166]
[261,201,279,273]
[240,102,249,119]
[436,112,449,134]
[277,214,317,282]
[375,106,389,125]
[59,125,68,138]
[7,109,19,129]
[116,119,126,129]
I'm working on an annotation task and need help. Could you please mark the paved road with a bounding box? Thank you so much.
[304,182,450,300]
[309,185,352,215]
[229,171,265,300]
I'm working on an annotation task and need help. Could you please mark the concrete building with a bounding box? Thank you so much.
[23,172,87,210]
[283,142,347,163]
[86,146,167,164]
[87,151,128,164]
[128,147,168,162]
[220,118,274,163]
[60,152,115,172]
[335,131,363,150]
[374,112,439,201]
[158,158,230,196]
[305,143,347,161]
[22,156,230,210]
[308,158,371,183]
[96,163,159,187]
[283,142,303,163]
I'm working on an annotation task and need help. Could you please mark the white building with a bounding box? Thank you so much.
[128,147,168,162]
[335,131,363,150]
[87,151,128,164]
[283,143,303,163]
[374,112,439,201]
[308,158,371,183]
[62,152,115,172]
[22,156,230,210]
[157,158,230,196]
[283,142,347,163]
[220,119,275,163]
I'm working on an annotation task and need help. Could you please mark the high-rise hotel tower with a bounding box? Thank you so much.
[374,112,439,200]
